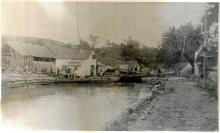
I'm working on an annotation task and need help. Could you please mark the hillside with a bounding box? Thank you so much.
[2,35,70,48]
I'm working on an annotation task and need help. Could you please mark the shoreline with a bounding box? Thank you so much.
[104,80,166,130]
[104,78,218,131]
[2,73,168,89]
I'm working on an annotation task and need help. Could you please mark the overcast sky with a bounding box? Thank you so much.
[2,2,207,47]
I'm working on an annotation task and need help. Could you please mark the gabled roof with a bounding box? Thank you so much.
[45,44,92,59]
[2,35,66,47]
[6,41,55,58]
[4,41,92,60]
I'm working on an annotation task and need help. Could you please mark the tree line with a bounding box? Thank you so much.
[74,3,218,74]
[157,3,218,73]
[76,36,159,70]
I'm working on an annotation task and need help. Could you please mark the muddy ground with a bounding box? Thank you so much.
[105,78,218,131]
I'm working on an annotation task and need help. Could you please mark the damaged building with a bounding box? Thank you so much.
[97,56,140,76]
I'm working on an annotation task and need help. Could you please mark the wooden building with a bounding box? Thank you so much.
[54,48,97,78]
[2,40,97,77]
[2,41,56,74]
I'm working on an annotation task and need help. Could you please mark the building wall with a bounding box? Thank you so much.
[32,61,56,73]
[75,55,96,77]
[120,65,129,70]
[2,44,56,74]
[2,53,56,73]
[2,52,29,71]
[2,44,29,70]
[56,58,74,75]
[56,52,97,77]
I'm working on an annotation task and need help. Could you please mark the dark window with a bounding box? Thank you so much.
[134,67,138,71]
[33,57,54,62]
[90,65,95,76]
[46,58,50,62]
[92,55,96,59]
[33,57,40,61]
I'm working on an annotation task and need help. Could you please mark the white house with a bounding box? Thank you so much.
[55,48,97,77]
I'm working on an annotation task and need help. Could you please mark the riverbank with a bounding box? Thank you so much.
[105,78,218,131]
[2,73,55,89]
[2,72,160,89]
[1,73,119,89]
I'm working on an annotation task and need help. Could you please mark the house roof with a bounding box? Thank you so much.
[2,35,67,47]
[97,56,139,70]
[46,45,92,59]
[5,41,92,59]
[6,41,55,58]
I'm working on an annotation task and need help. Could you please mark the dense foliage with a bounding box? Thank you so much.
[95,37,159,69]
[157,23,203,69]
[157,3,218,70]
[76,3,218,73]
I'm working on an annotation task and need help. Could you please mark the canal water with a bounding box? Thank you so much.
[2,83,151,130]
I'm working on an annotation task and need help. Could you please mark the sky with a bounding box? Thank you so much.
[2,2,207,47]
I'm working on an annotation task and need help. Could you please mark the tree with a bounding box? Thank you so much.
[88,34,99,48]
[95,40,122,60]
[194,3,218,75]
[157,27,182,68]
[156,23,204,72]
[178,24,203,73]
[120,37,140,61]
[157,3,218,75]
[202,3,219,29]
[76,39,91,49]
[95,37,159,69]
[135,45,158,67]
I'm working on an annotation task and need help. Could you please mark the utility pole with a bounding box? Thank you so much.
[75,2,81,45]
[203,10,208,88]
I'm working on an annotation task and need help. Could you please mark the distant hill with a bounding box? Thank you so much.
[2,35,72,48]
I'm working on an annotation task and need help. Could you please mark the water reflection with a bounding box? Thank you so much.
[2,83,151,130]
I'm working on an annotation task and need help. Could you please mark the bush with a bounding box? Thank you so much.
[205,78,217,99]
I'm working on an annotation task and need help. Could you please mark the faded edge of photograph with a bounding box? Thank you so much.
[1,1,219,131]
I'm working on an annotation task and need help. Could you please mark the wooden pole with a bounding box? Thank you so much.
[203,10,208,88]
[181,36,186,61]
[75,2,81,44]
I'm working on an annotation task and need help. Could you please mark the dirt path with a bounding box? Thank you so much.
[107,79,218,131]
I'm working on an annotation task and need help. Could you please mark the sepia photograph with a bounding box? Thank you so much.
[1,0,219,131]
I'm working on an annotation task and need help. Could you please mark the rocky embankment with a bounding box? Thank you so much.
[105,78,218,131]
[105,77,168,130]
